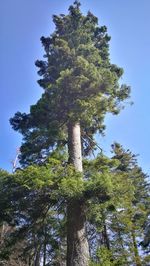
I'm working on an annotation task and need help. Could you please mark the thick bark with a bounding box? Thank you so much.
[67,122,89,266]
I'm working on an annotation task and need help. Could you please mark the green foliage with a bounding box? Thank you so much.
[96,247,114,266]
[10,0,130,166]
[59,167,84,198]
[86,145,150,265]
[0,146,150,264]
[1,1,149,265]
[90,246,127,266]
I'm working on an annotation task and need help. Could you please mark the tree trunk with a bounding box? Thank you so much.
[101,217,110,250]
[131,226,142,266]
[43,226,46,266]
[67,122,89,266]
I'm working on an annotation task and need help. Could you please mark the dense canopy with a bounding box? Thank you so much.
[10,1,130,166]
[1,1,149,266]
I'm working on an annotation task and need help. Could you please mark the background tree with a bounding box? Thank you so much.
[87,144,150,265]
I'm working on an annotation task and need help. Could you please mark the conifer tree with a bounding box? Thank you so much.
[9,1,130,265]
[78,143,150,266]
[111,144,150,265]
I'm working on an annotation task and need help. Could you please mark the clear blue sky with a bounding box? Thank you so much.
[1,0,150,173]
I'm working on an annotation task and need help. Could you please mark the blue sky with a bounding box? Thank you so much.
[1,0,150,173]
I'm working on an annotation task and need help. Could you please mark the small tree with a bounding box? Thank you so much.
[10,1,130,265]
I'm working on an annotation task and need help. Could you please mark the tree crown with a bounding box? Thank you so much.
[10,1,130,166]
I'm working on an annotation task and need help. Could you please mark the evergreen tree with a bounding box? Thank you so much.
[85,144,150,266]
[0,152,113,265]
[107,144,150,266]
[0,150,149,265]
[9,1,131,265]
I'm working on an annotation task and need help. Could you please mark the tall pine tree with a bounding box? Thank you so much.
[10,1,130,265]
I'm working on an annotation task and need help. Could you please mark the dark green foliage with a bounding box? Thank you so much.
[88,144,150,265]
[1,146,149,264]
[10,1,130,166]
[2,1,149,265]
[0,153,113,264]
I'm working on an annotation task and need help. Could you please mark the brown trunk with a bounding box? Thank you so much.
[103,223,110,250]
[34,249,40,266]
[67,122,89,266]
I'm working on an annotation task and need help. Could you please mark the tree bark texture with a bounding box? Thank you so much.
[68,122,83,172]
[67,122,89,266]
